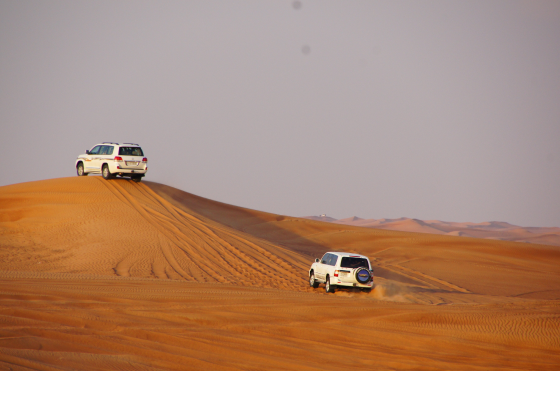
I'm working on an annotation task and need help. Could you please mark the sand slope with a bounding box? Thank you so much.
[0,177,308,290]
[1,177,560,370]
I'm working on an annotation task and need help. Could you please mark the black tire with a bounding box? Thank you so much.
[102,164,113,180]
[309,272,319,288]
[325,275,335,293]
[361,288,372,293]
[76,162,87,176]
[131,175,142,182]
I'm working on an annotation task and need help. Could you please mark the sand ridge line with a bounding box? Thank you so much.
[98,178,308,289]
[137,181,312,288]
[102,179,264,282]
[140,182,309,274]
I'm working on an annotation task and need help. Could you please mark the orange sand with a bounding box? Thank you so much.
[1,177,559,370]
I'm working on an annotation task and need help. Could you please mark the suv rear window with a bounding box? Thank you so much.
[340,257,369,269]
[119,147,144,156]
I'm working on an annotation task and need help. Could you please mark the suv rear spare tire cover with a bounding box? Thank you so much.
[356,268,371,284]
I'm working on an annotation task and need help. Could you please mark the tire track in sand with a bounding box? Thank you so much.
[98,178,307,290]
[136,183,307,286]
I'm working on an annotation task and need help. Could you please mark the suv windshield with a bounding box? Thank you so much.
[119,147,144,156]
[340,257,369,269]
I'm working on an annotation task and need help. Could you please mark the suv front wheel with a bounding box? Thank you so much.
[325,275,335,293]
[76,162,87,176]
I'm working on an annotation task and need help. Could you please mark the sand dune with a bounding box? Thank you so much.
[446,231,472,237]
[1,177,560,370]
[304,215,560,247]
[0,177,308,290]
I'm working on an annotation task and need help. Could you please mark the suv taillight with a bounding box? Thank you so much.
[334,270,339,277]
[142,158,148,162]
[114,156,123,161]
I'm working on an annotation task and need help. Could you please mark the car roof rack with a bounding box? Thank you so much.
[123,143,140,146]
[102,142,119,145]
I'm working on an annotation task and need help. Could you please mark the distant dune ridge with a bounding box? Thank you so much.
[1,177,560,370]
[303,215,560,247]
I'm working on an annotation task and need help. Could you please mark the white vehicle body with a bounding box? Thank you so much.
[75,142,147,181]
[309,252,374,293]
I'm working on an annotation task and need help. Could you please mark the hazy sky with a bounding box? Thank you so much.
[1,1,559,227]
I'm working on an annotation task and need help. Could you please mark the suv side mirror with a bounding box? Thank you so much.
[315,258,319,263]
[85,150,90,155]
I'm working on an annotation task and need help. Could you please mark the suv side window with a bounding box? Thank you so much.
[89,145,101,155]
[329,255,338,266]
[100,146,114,155]
[321,253,331,264]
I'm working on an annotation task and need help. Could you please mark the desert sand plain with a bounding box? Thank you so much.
[0,177,559,370]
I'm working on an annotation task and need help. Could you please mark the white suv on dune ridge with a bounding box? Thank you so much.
[309,252,374,293]
[76,142,148,182]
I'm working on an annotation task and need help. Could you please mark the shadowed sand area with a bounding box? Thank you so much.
[1,177,559,370]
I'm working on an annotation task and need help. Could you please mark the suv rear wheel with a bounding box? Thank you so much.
[325,275,335,293]
[131,175,142,182]
[309,272,319,288]
[102,164,113,180]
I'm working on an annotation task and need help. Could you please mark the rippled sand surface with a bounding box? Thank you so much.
[1,177,559,370]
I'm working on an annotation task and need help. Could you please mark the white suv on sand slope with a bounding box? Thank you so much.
[309,252,374,293]
[76,142,148,182]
